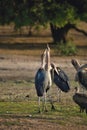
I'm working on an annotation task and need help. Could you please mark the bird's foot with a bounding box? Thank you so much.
[42,106,48,112]
[38,110,41,113]
[51,105,55,111]
[42,107,48,112]
[37,108,42,114]
[44,108,48,112]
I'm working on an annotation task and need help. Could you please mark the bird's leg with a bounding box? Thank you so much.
[80,107,84,113]
[44,92,48,112]
[47,88,55,110]
[42,92,48,112]
[57,89,61,102]
[50,100,55,110]
[86,109,87,114]
[49,96,55,110]
[80,107,82,113]
[38,97,41,113]
[82,87,85,94]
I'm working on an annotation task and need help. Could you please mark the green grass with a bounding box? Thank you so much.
[0,101,87,126]
[0,101,37,115]
[0,80,87,127]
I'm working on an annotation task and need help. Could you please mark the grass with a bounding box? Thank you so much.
[0,101,37,115]
[0,80,87,127]
[0,101,87,126]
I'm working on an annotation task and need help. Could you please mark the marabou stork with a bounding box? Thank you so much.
[51,63,70,92]
[35,46,54,112]
[73,87,87,113]
[71,59,87,90]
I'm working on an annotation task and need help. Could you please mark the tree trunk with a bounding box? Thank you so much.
[50,23,74,44]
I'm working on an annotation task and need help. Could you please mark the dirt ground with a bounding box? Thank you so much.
[0,54,86,81]
[0,115,87,130]
[0,54,87,130]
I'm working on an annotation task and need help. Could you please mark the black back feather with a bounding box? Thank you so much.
[53,67,70,92]
[78,65,87,89]
[73,93,87,110]
[35,68,45,96]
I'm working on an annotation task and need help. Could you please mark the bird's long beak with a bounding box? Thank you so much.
[47,44,50,52]
[55,67,59,75]
[51,63,59,75]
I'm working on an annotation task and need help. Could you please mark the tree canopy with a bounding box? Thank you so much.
[0,0,87,42]
[0,0,87,26]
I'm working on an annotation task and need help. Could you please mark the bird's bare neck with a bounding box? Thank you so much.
[46,50,51,71]
[41,50,46,69]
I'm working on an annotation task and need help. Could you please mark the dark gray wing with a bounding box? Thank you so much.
[78,66,87,89]
[53,67,70,92]
[35,68,45,96]
[73,93,87,109]
[57,67,69,81]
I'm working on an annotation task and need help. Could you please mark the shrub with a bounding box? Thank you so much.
[56,41,77,56]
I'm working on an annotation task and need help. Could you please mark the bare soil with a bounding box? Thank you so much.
[0,115,87,130]
[0,54,87,130]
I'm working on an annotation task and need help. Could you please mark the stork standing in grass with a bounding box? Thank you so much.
[71,59,87,91]
[35,45,54,112]
[50,63,70,102]
[51,63,70,92]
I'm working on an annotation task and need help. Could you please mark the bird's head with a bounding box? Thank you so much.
[51,63,59,74]
[71,59,80,71]
[51,63,56,69]
[71,59,77,66]
[46,44,50,52]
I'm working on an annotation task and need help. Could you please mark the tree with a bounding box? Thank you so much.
[0,0,87,43]
[0,0,14,25]
[42,0,87,43]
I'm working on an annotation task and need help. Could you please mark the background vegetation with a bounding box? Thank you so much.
[0,0,87,44]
